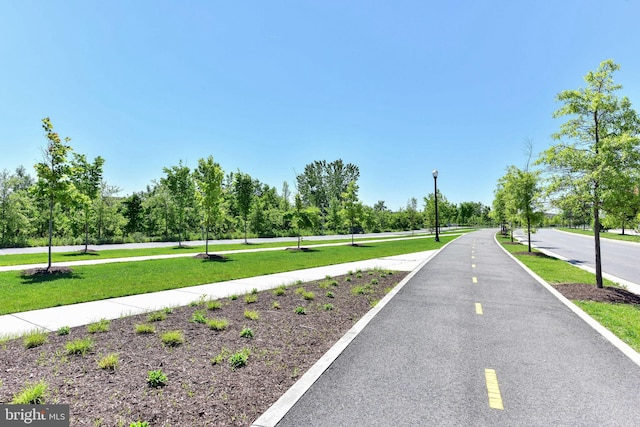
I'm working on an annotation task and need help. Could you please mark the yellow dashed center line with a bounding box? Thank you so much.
[472,277,478,283]
[472,264,476,268]
[475,303,483,315]
[485,369,504,410]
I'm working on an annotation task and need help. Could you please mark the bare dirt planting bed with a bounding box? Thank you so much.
[0,269,407,426]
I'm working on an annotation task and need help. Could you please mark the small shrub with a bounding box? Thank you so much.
[206,318,229,331]
[57,326,70,336]
[330,280,339,287]
[295,279,303,285]
[244,309,259,320]
[229,294,238,301]
[189,295,207,307]
[271,301,281,309]
[135,324,156,334]
[302,291,315,301]
[207,300,222,310]
[23,330,48,349]
[211,347,231,365]
[190,310,207,324]
[229,348,250,370]
[11,380,48,404]
[356,273,363,278]
[324,303,334,311]
[272,285,286,296]
[326,291,334,298]
[351,286,367,295]
[240,327,254,338]
[294,287,305,295]
[147,311,167,322]
[325,275,332,280]
[295,306,306,315]
[380,273,387,278]
[130,422,150,427]
[347,270,354,275]
[244,294,258,304]
[368,271,374,276]
[163,306,174,314]
[161,330,184,347]
[98,353,119,370]
[370,278,379,285]
[87,318,110,333]
[345,277,352,282]
[251,287,258,295]
[147,369,168,388]
[65,337,93,356]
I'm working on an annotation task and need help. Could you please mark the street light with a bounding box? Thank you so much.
[432,169,439,242]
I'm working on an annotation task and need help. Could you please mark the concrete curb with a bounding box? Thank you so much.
[250,239,455,427]
[494,233,640,369]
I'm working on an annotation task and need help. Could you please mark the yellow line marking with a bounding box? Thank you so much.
[472,277,478,283]
[471,255,475,259]
[472,264,476,268]
[475,303,483,315]
[484,369,504,410]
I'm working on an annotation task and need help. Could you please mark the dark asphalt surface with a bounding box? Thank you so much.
[275,229,640,426]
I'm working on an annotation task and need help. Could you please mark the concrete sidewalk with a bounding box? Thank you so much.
[0,250,437,337]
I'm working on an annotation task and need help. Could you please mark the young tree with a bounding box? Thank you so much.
[285,193,317,249]
[233,171,254,244]
[33,118,75,271]
[70,153,105,253]
[340,180,364,245]
[537,59,640,288]
[162,161,195,247]
[193,156,224,255]
[406,198,419,234]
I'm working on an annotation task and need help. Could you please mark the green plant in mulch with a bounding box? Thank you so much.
[135,324,156,334]
[129,422,150,427]
[147,311,167,322]
[294,306,306,315]
[271,301,281,310]
[301,291,315,301]
[323,303,334,311]
[161,330,184,347]
[147,369,168,388]
[326,291,335,298]
[206,318,229,331]
[207,300,222,310]
[11,380,48,404]
[211,347,231,366]
[244,294,258,304]
[272,285,287,296]
[229,294,238,301]
[57,326,70,336]
[23,330,48,349]
[190,309,207,324]
[229,348,250,370]
[240,327,254,338]
[65,337,93,356]
[87,318,110,333]
[97,353,119,370]
[244,309,259,320]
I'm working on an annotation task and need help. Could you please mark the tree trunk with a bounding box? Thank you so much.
[84,209,89,253]
[527,215,532,252]
[593,203,604,288]
[205,227,209,256]
[47,198,53,271]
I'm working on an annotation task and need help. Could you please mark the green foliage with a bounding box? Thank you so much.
[206,318,229,331]
[23,330,48,349]
[11,380,48,404]
[370,278,379,285]
[324,303,334,311]
[87,318,110,333]
[207,300,222,310]
[190,310,207,324]
[240,327,254,338]
[302,291,315,300]
[229,294,238,301]
[161,330,184,347]
[229,348,250,370]
[161,160,196,246]
[147,369,168,388]
[57,326,70,336]
[193,156,224,254]
[271,301,281,309]
[211,347,231,365]
[272,285,287,296]
[294,306,306,315]
[129,422,150,427]
[135,324,156,334]
[147,311,167,322]
[234,172,254,244]
[244,293,258,304]
[98,353,119,370]
[244,309,259,320]
[326,291,334,298]
[65,337,93,356]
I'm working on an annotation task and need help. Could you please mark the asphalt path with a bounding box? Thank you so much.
[273,229,640,426]
[515,228,640,286]
[0,229,454,256]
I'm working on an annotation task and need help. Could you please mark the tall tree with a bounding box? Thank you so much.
[406,198,419,234]
[537,59,640,288]
[162,161,195,247]
[193,156,224,255]
[70,153,105,253]
[340,180,364,245]
[33,118,75,270]
[233,171,254,244]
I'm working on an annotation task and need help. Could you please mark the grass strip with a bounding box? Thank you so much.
[497,233,640,352]
[0,233,465,267]
[558,227,640,244]
[0,235,455,315]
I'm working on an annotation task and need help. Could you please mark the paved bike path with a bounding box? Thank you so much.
[258,229,640,426]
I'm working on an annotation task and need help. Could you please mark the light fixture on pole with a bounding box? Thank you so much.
[432,169,439,242]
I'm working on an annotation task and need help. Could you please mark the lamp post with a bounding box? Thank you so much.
[432,169,439,242]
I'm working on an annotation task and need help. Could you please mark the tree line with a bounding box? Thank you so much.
[0,121,493,250]
[492,59,640,288]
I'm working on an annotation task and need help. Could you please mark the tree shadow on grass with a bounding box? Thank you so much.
[62,250,100,258]
[20,267,81,284]
[284,247,319,253]
[195,253,231,262]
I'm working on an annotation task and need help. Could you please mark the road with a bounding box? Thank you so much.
[514,228,640,287]
[266,229,640,426]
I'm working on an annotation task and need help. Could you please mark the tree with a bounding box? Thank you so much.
[70,153,104,252]
[424,191,448,232]
[233,171,254,244]
[406,198,419,234]
[285,193,317,249]
[121,193,144,235]
[340,180,364,245]
[537,59,640,288]
[193,156,224,255]
[161,161,195,247]
[33,118,75,270]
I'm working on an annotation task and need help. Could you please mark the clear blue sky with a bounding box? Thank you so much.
[1,1,639,211]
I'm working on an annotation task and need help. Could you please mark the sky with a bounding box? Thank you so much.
[1,0,640,211]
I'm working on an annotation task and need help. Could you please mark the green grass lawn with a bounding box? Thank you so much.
[0,232,464,267]
[497,233,640,353]
[0,235,456,315]
[558,227,640,244]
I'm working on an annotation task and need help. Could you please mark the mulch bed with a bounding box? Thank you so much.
[553,283,640,305]
[0,270,406,427]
